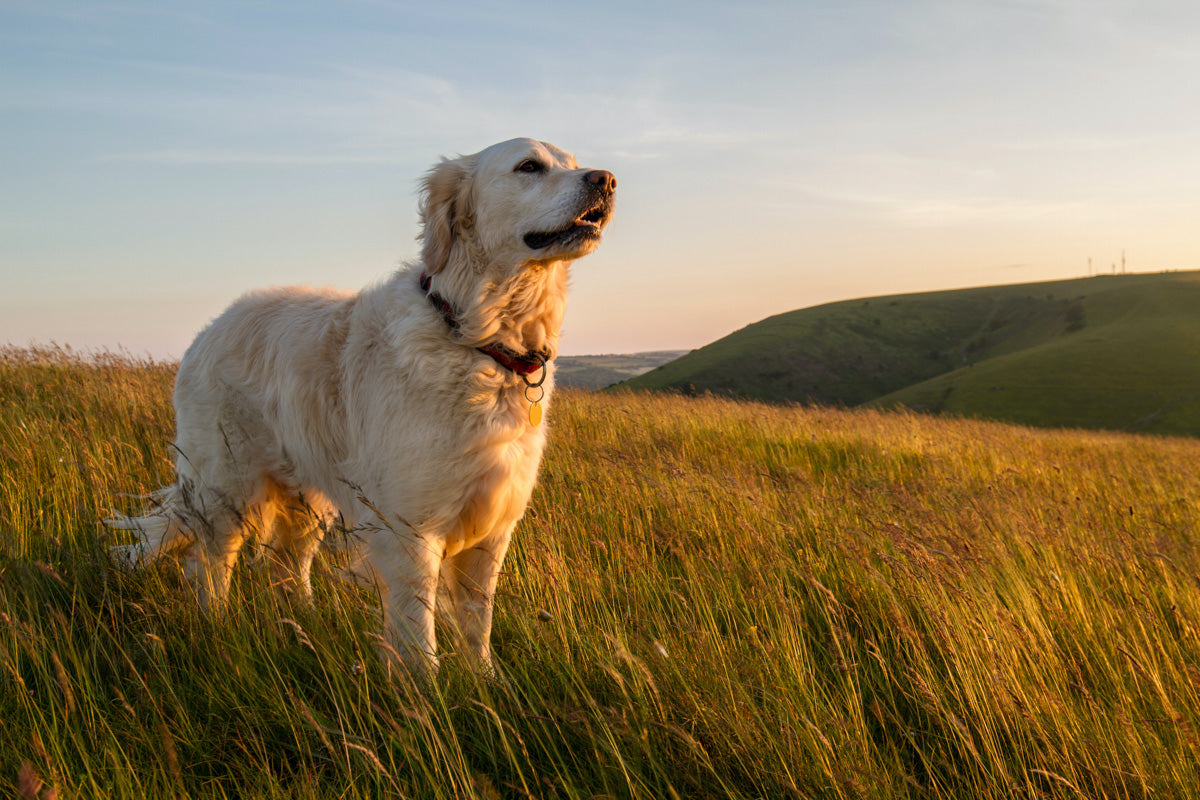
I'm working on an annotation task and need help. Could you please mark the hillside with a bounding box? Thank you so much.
[620,270,1200,435]
[555,350,687,389]
[5,348,1200,797]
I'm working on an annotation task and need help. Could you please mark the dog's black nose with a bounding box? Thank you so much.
[584,170,616,194]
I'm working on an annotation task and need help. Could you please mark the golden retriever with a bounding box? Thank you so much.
[109,138,616,674]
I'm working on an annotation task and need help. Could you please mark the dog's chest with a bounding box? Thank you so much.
[439,420,545,557]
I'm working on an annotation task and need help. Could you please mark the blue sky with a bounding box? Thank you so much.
[3,1,1199,357]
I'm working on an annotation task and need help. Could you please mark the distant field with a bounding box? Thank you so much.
[555,350,688,389]
[4,347,1200,798]
[620,271,1200,436]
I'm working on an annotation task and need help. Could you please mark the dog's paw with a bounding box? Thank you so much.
[109,542,149,568]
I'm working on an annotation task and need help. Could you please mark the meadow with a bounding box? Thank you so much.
[3,346,1200,798]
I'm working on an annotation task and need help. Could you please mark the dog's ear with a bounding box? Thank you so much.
[418,156,476,275]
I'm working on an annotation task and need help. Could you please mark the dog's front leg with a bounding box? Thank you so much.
[441,527,513,673]
[364,527,443,675]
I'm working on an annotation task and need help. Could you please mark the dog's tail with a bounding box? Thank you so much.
[105,486,196,567]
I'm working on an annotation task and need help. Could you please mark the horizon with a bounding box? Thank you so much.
[7,267,1187,364]
[4,1,1200,358]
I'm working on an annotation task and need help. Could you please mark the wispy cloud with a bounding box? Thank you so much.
[97,148,412,166]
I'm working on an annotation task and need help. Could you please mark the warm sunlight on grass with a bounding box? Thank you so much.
[3,347,1200,798]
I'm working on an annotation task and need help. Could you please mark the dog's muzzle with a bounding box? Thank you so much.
[523,170,617,251]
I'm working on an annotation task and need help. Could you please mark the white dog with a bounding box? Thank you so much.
[109,138,616,674]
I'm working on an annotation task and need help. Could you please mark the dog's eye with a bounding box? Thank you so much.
[515,159,544,174]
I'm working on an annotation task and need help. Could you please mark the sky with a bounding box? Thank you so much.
[2,0,1199,358]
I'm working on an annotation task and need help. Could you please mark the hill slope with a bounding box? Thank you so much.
[621,271,1200,435]
[554,350,687,389]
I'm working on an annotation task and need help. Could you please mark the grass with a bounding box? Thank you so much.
[4,345,1200,797]
[621,270,1200,436]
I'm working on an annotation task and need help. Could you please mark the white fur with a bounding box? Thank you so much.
[108,138,616,674]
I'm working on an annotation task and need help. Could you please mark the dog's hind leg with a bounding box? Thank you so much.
[177,484,255,609]
[160,438,267,607]
[108,476,253,608]
[264,485,332,600]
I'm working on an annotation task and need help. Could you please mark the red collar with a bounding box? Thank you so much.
[419,272,549,381]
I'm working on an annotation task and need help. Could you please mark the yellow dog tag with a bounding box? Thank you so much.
[522,355,547,427]
[526,383,545,426]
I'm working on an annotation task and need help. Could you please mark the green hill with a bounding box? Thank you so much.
[620,270,1200,435]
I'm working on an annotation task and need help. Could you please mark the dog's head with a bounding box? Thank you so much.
[419,138,616,276]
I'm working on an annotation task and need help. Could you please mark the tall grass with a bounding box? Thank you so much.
[3,346,1200,797]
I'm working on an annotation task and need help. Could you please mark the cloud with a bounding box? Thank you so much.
[97,148,412,166]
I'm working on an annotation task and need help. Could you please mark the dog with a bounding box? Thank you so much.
[108,138,616,674]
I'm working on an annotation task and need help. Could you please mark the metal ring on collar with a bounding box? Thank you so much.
[521,352,548,389]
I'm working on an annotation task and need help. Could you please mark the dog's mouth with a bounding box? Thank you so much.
[523,198,614,251]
